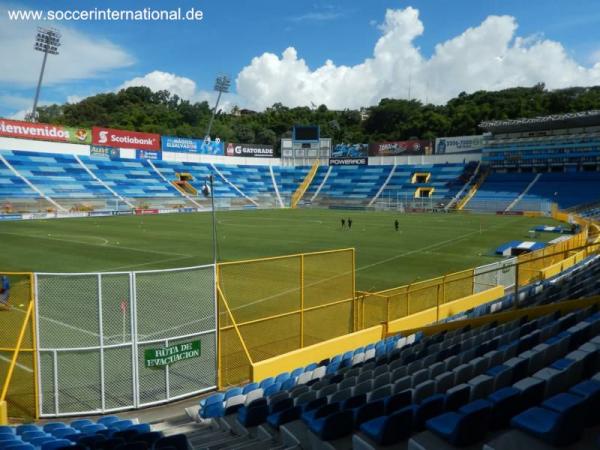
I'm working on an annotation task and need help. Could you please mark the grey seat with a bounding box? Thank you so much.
[268,391,289,405]
[391,366,407,380]
[393,376,411,394]
[346,367,361,378]
[411,369,428,387]
[413,380,435,404]
[339,376,356,391]
[384,361,400,374]
[353,380,373,396]
[435,371,454,394]
[310,379,328,392]
[362,361,376,372]
[490,365,514,391]
[444,355,460,371]
[290,385,309,398]
[317,383,337,399]
[368,384,392,402]
[453,363,473,385]
[329,387,352,403]
[422,354,437,368]
[294,390,316,407]
[459,348,476,364]
[484,350,503,369]
[374,372,391,388]
[406,360,423,375]
[357,370,373,384]
[541,322,560,341]
[532,367,570,397]
[468,374,494,400]
[428,362,445,379]
[470,357,489,376]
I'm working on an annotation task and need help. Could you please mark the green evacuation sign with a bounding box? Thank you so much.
[144,340,201,368]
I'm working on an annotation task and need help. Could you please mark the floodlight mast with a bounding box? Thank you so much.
[30,27,61,122]
[205,75,230,139]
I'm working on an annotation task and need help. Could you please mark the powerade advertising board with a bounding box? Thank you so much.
[329,158,368,165]
[161,136,224,155]
[0,118,91,144]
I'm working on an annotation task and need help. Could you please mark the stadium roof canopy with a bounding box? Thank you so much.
[479,110,600,134]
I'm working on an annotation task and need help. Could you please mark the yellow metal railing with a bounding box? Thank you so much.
[217,248,355,387]
[0,272,37,424]
[291,160,320,208]
[457,167,489,210]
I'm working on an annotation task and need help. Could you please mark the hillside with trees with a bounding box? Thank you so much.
[35,83,600,155]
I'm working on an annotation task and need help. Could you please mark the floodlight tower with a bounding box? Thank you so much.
[30,27,61,122]
[205,75,230,139]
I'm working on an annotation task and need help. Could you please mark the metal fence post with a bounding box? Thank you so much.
[300,254,304,348]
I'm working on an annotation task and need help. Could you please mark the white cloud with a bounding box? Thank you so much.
[0,2,133,86]
[9,108,30,120]
[118,70,238,111]
[119,71,198,99]
[236,6,600,109]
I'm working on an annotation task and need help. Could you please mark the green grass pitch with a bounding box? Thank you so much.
[0,208,561,291]
[0,208,564,415]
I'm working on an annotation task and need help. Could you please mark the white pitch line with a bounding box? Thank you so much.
[12,305,100,339]
[222,216,524,313]
[0,354,33,373]
[102,255,193,272]
[0,231,192,258]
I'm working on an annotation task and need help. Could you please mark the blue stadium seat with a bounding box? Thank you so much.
[426,399,492,446]
[511,393,586,446]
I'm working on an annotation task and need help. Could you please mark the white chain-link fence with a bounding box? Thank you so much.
[34,265,216,417]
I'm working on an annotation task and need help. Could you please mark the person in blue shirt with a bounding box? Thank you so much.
[0,275,9,309]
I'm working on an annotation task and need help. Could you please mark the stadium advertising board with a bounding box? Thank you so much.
[225,142,274,157]
[0,214,22,221]
[161,136,224,155]
[90,145,120,158]
[435,135,487,154]
[332,144,368,158]
[92,126,160,150]
[136,149,161,160]
[144,340,201,368]
[0,118,91,144]
[368,140,431,156]
[134,208,159,215]
[329,157,368,165]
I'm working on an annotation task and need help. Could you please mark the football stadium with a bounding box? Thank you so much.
[2,3,600,450]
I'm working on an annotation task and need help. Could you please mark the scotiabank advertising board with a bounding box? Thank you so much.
[369,140,432,156]
[0,118,92,144]
[92,127,160,150]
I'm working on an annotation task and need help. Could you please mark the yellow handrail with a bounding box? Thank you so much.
[457,167,489,210]
[291,160,320,208]
[0,300,33,424]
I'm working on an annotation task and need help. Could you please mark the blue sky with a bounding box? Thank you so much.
[1,0,600,117]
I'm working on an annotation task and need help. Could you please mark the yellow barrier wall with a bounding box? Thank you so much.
[393,296,600,338]
[387,286,504,334]
[252,325,384,382]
